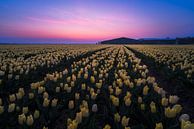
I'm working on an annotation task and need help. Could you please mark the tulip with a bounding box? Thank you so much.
[29,93,34,99]
[173,104,182,114]
[71,81,75,87]
[140,104,145,111]
[18,113,26,125]
[103,124,111,129]
[43,98,50,107]
[66,76,71,83]
[67,120,78,129]
[38,87,44,94]
[115,87,122,96]
[84,73,88,79]
[165,107,177,118]
[179,114,190,122]
[125,98,131,106]
[43,126,48,129]
[121,116,129,127]
[96,82,102,89]
[16,92,23,100]
[161,98,168,106]
[8,103,15,112]
[81,83,86,90]
[75,112,82,124]
[181,120,194,129]
[81,107,89,117]
[33,110,40,119]
[91,92,97,100]
[90,76,95,83]
[9,94,16,102]
[26,115,34,126]
[137,97,142,104]
[51,99,58,107]
[43,92,49,99]
[75,93,80,100]
[155,122,163,129]
[169,95,179,104]
[111,96,119,106]
[22,107,29,114]
[150,101,156,113]
[114,113,121,122]
[143,85,149,95]
[68,100,74,109]
[0,106,4,114]
[56,87,60,93]
[92,104,98,112]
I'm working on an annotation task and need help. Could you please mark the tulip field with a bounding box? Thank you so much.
[0,45,193,129]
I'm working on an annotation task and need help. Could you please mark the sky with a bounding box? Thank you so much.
[0,0,194,43]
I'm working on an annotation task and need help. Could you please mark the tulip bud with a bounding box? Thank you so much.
[143,85,149,95]
[165,107,177,118]
[16,92,23,100]
[43,126,48,129]
[68,100,74,109]
[75,93,80,100]
[43,92,49,99]
[103,124,111,129]
[43,98,50,107]
[81,107,89,117]
[179,114,190,122]
[81,83,86,90]
[18,113,26,125]
[67,120,78,129]
[33,110,40,119]
[141,104,145,111]
[161,98,168,106]
[84,73,88,79]
[56,87,60,93]
[169,95,179,104]
[29,93,34,99]
[0,106,4,114]
[75,112,82,124]
[150,102,156,113]
[121,116,129,127]
[8,103,15,112]
[22,107,29,114]
[155,122,163,129]
[138,97,142,104]
[92,104,98,112]
[125,98,131,106]
[173,104,182,114]
[9,94,16,102]
[26,115,34,126]
[51,99,58,107]
[90,76,95,84]
[114,113,121,122]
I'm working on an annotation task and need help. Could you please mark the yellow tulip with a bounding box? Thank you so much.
[121,116,129,127]
[155,122,163,129]
[103,124,111,129]
[68,100,74,109]
[26,115,34,126]
[114,113,121,122]
[33,110,40,119]
[18,113,26,125]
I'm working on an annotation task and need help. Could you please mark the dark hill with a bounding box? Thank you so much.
[99,37,194,44]
[100,37,138,44]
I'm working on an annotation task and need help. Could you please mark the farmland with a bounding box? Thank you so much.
[0,45,193,129]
